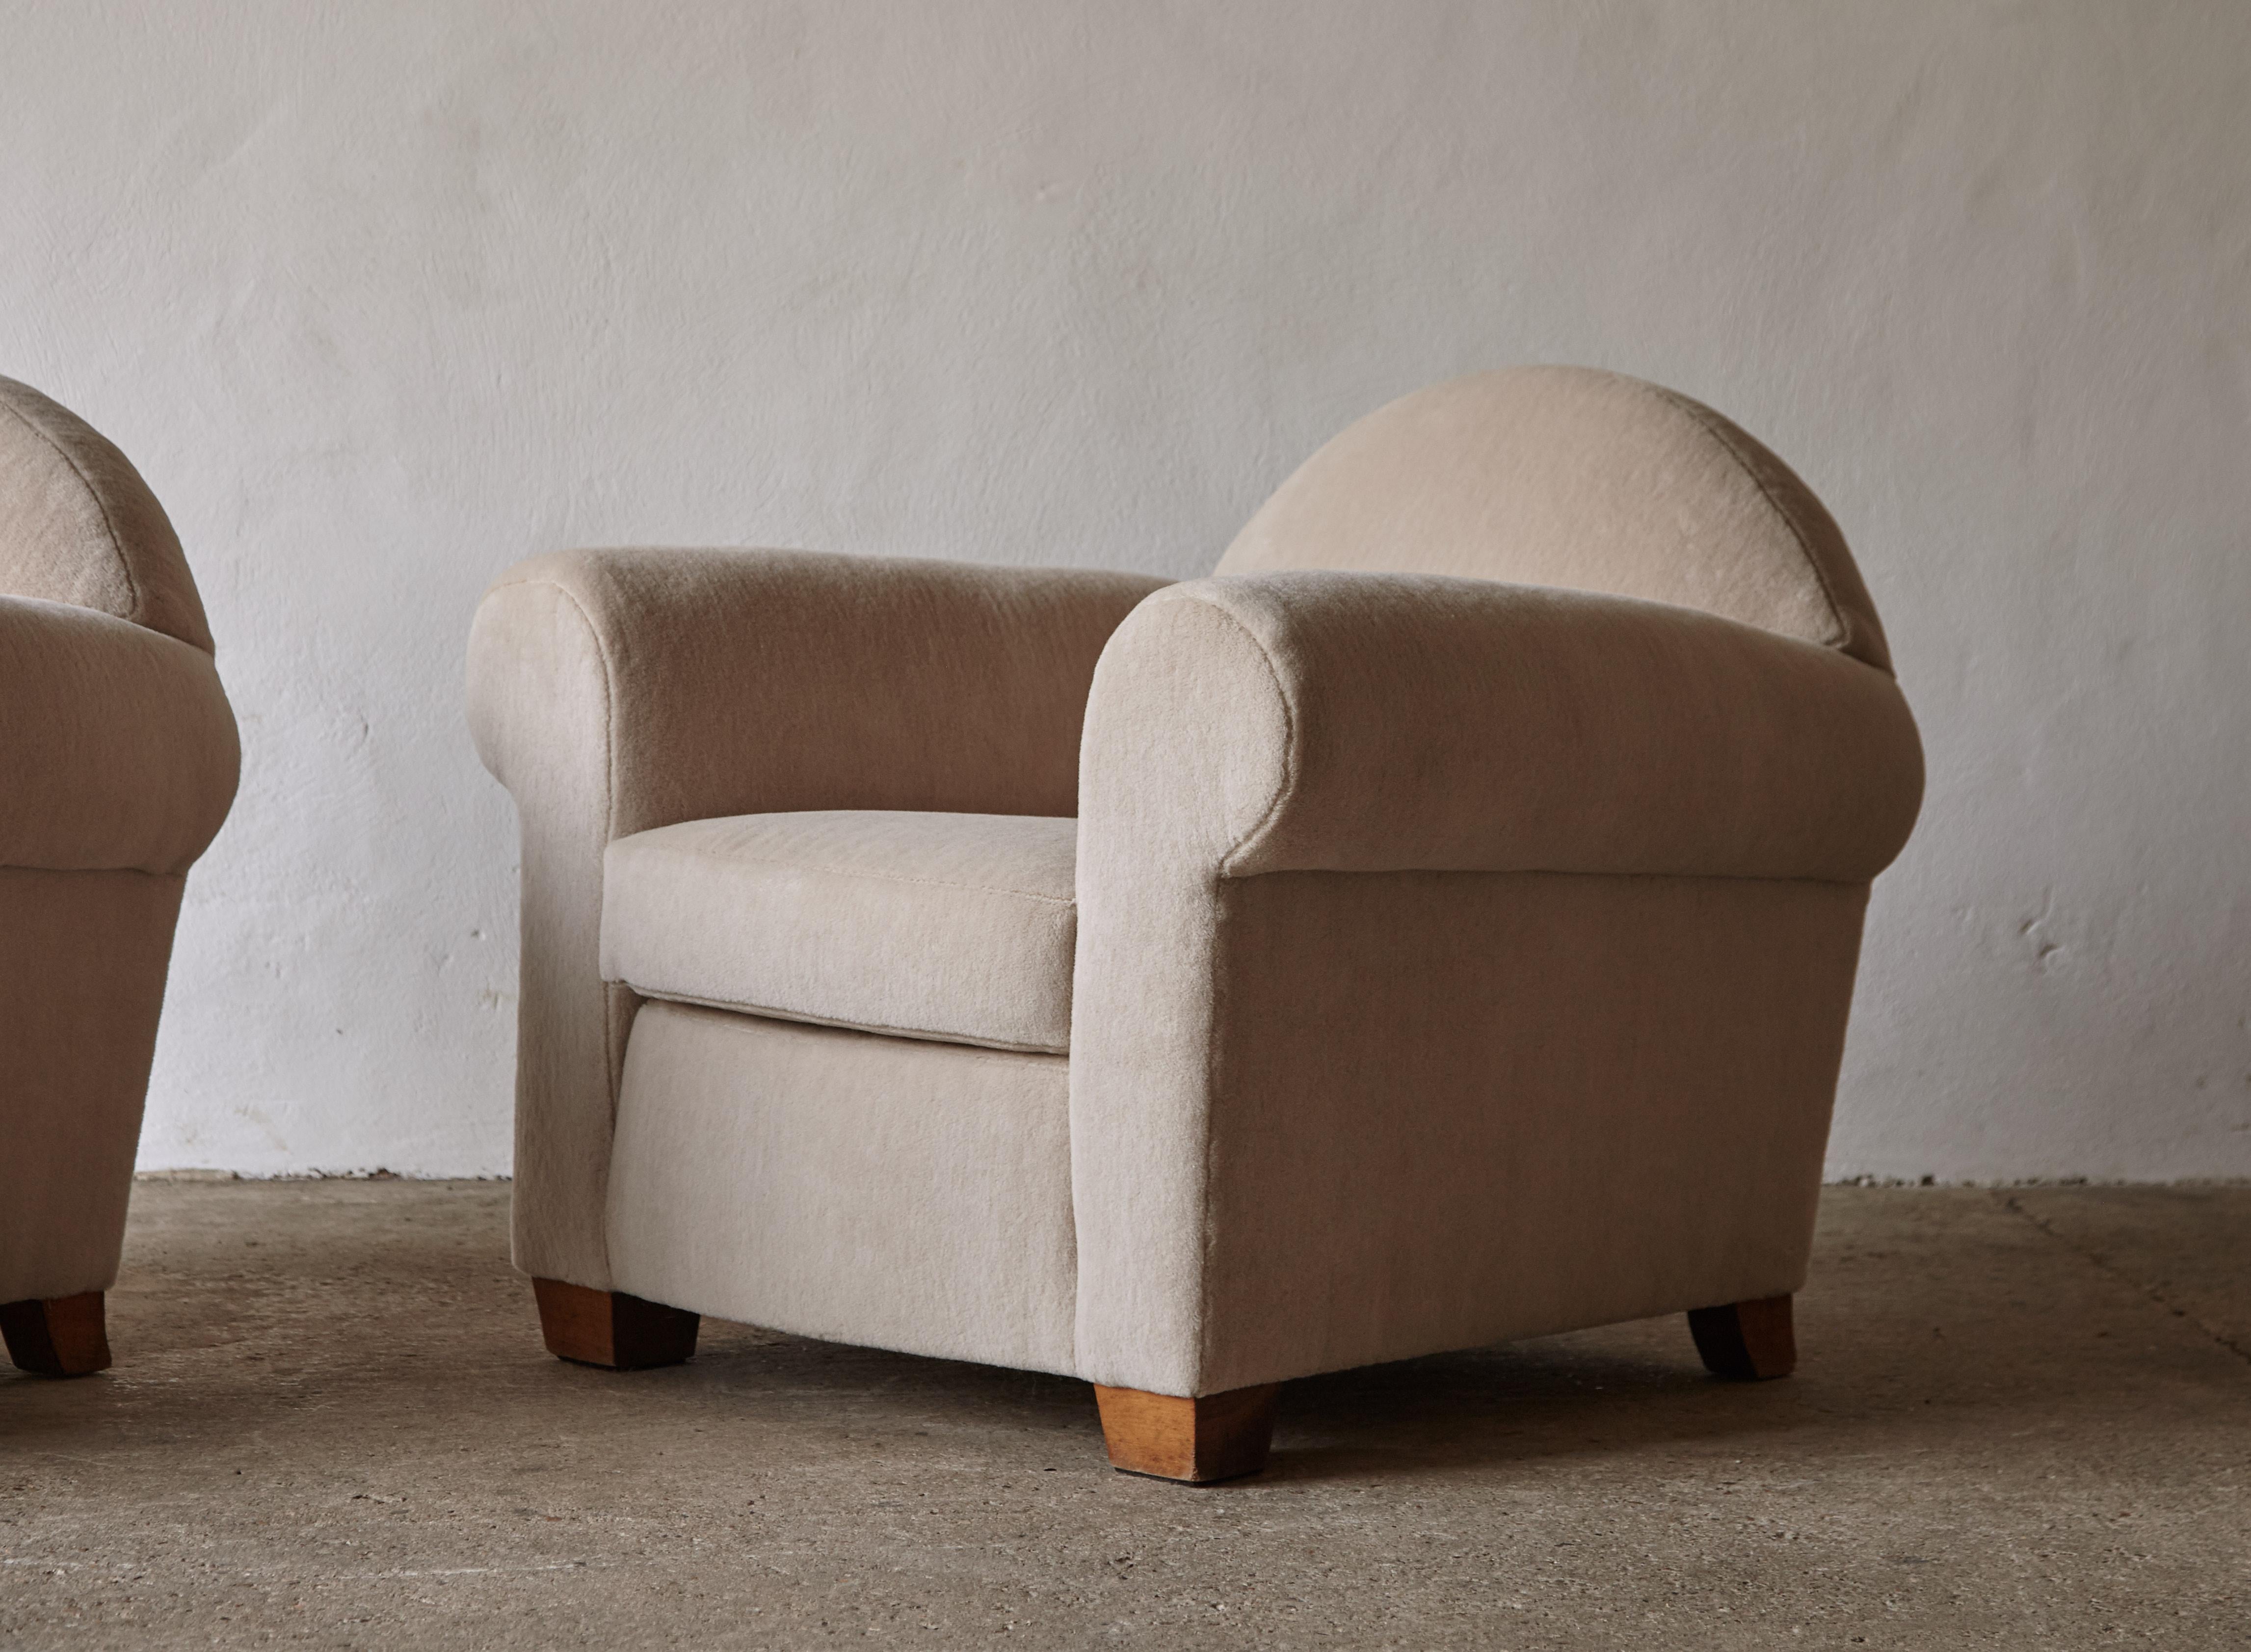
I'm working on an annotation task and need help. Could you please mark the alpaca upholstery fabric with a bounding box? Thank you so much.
[0,376,215,652]
[1078,574,1918,886]
[1067,574,1918,1393]
[0,868,189,1302]
[465,550,1166,1288]
[0,598,237,876]
[1217,364,1891,670]
[1074,869,1871,1394]
[0,377,238,1308]
[606,1002,1077,1376]
[468,366,1924,1399]
[603,811,1078,1054]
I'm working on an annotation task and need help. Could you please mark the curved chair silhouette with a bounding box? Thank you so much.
[468,367,1921,1480]
[0,377,240,1377]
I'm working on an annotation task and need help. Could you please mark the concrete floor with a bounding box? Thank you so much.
[2,1183,2246,1649]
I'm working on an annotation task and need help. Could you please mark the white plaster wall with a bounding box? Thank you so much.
[0,0,2243,1179]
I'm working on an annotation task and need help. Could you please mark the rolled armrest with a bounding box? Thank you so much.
[1080,571,1922,884]
[1070,571,1921,1394]
[0,596,239,874]
[469,547,1168,835]
[466,545,1165,1288]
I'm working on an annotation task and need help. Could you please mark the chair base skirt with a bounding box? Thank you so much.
[603,1004,1079,1377]
[0,868,184,1309]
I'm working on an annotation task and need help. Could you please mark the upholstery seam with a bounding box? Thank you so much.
[1648,385,1854,657]
[1197,600,1298,878]
[625,838,1074,906]
[0,391,149,633]
[626,986,1069,1057]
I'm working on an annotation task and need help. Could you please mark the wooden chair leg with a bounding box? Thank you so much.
[532,1278,699,1370]
[1093,1383,1279,1483]
[1,1292,113,1377]
[1687,1294,1797,1380]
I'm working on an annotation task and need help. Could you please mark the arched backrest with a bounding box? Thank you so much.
[1217,366,1891,672]
[0,376,214,653]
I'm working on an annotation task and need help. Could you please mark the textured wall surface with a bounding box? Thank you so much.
[0,1,2243,1179]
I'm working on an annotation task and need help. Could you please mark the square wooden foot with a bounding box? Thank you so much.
[1,1292,112,1376]
[532,1278,699,1369]
[1687,1294,1797,1380]
[1093,1382,1279,1483]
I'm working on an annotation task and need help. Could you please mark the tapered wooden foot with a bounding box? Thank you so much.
[1093,1383,1278,1483]
[532,1278,699,1369]
[1688,1294,1796,1380]
[1,1292,113,1377]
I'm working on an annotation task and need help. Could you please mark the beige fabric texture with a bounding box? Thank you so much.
[607,1002,1077,1377]
[1218,365,1892,672]
[0,376,234,1306]
[1067,570,1915,1394]
[0,376,215,653]
[471,366,1923,1396]
[1070,868,1869,1395]
[1083,575,1921,885]
[0,868,188,1303]
[466,549,1166,1288]
[603,811,1078,1055]
[0,597,239,876]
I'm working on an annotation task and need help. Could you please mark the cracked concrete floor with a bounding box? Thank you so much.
[2,1182,2246,1649]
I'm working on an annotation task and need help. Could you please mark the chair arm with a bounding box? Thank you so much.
[1079,571,1923,884]
[464,546,1165,1289]
[469,547,1168,836]
[0,596,239,875]
[1069,571,1921,1396]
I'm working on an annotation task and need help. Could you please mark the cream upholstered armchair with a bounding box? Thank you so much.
[0,377,239,1377]
[468,367,1922,1482]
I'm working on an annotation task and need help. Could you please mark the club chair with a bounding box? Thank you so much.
[467,366,1921,1480]
[0,376,239,1377]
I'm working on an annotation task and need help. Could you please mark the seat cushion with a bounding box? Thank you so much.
[600,810,1077,1054]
